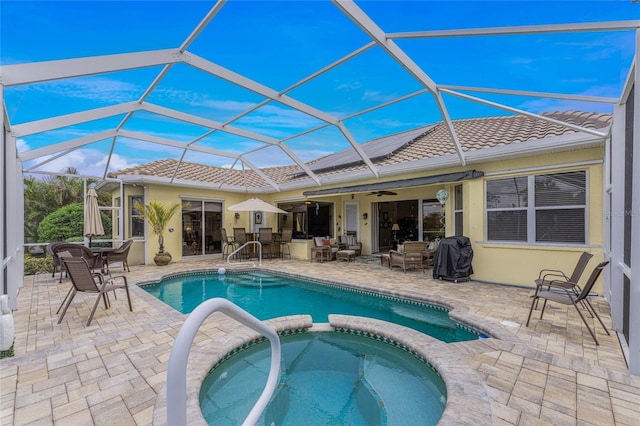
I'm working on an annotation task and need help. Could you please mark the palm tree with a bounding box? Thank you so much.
[46,167,84,207]
[135,201,180,253]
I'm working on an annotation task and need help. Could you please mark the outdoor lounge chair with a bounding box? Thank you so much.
[105,239,133,273]
[58,257,132,326]
[389,241,427,273]
[526,261,610,345]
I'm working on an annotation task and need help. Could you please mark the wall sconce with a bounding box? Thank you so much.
[168,227,174,233]
[362,213,368,220]
[234,212,240,220]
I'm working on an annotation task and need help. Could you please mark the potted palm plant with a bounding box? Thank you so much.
[135,201,180,266]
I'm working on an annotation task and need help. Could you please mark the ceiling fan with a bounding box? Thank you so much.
[366,190,397,197]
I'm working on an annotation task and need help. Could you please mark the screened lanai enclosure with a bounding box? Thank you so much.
[1,1,639,373]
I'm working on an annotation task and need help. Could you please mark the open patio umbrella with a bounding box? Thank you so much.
[84,188,105,246]
[227,197,287,214]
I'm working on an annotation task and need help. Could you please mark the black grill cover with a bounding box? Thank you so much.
[432,236,474,282]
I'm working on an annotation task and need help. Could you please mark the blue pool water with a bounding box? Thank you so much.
[143,270,478,343]
[200,332,447,425]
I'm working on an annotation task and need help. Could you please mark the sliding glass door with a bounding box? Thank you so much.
[182,200,223,257]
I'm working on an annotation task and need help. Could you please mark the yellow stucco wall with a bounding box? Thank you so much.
[118,146,606,292]
[451,148,605,293]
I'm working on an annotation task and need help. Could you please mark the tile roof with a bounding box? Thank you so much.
[110,111,611,191]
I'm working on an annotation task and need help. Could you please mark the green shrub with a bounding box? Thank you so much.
[0,343,14,359]
[24,255,53,276]
[38,203,112,242]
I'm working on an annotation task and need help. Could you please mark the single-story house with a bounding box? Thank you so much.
[106,110,610,292]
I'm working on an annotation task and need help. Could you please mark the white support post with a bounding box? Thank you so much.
[628,29,640,376]
[1,83,6,298]
[5,132,24,310]
[610,104,626,334]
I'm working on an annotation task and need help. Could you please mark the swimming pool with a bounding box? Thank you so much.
[142,270,479,343]
[200,331,447,425]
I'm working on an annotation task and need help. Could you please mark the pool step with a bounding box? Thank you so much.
[361,356,446,424]
[222,272,284,288]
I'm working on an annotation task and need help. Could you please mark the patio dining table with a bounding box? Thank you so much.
[90,247,116,273]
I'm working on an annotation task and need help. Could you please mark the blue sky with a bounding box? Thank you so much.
[1,1,638,177]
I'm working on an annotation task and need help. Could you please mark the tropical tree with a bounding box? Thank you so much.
[23,168,110,243]
[135,201,181,253]
[24,176,56,243]
[46,167,84,206]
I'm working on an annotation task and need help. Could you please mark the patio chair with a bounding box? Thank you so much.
[279,227,292,259]
[389,241,427,273]
[233,228,249,259]
[220,228,238,258]
[526,261,610,345]
[53,242,103,282]
[258,228,274,259]
[105,240,133,273]
[46,241,67,278]
[534,251,593,309]
[339,234,362,256]
[57,257,132,327]
[311,236,337,262]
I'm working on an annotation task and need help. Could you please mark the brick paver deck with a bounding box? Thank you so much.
[2,257,639,425]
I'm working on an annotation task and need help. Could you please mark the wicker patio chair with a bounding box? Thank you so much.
[53,242,103,282]
[389,241,427,273]
[105,240,133,273]
[46,241,66,278]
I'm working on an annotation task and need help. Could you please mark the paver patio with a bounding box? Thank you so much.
[1,257,639,425]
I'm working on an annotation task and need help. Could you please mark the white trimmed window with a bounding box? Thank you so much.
[454,184,463,236]
[130,196,144,238]
[486,171,587,244]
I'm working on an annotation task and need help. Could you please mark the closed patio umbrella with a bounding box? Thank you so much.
[84,188,105,246]
[227,197,287,214]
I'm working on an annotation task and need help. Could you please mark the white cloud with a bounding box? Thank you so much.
[197,99,258,112]
[97,153,138,171]
[27,148,138,177]
[362,90,396,102]
[16,138,30,152]
[336,81,363,91]
[34,77,142,104]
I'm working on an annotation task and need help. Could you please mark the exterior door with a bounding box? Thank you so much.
[182,200,222,257]
[344,202,359,238]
